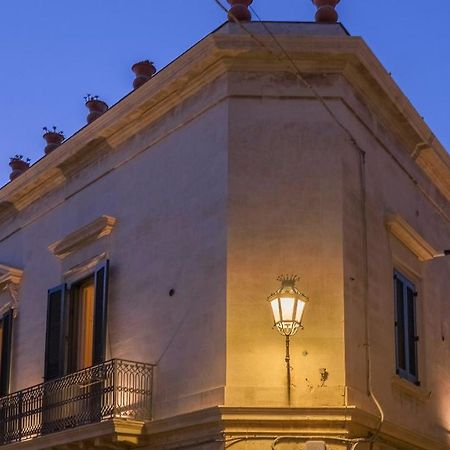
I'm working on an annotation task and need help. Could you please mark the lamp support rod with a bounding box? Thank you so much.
[285,335,291,405]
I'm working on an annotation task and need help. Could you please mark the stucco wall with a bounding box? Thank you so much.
[1,77,229,420]
[224,67,450,447]
[0,21,448,450]
[225,71,346,408]
[339,83,450,444]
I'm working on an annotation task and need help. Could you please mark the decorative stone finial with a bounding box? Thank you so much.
[84,94,109,124]
[9,155,30,181]
[131,60,157,90]
[312,0,340,23]
[227,0,253,22]
[42,127,65,155]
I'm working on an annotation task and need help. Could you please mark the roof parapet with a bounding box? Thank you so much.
[0,22,448,215]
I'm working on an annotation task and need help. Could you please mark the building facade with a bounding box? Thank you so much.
[0,16,449,450]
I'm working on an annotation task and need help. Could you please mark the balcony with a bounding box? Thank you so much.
[0,359,155,446]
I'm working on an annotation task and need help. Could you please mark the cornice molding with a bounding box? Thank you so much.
[414,146,450,201]
[0,264,23,287]
[1,405,445,450]
[144,405,448,450]
[386,214,438,261]
[0,418,145,450]
[0,23,448,218]
[48,215,117,259]
[4,168,65,212]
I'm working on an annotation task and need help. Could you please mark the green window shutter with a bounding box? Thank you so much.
[393,274,406,372]
[44,285,66,381]
[406,286,419,380]
[0,309,14,396]
[393,270,419,384]
[92,260,109,365]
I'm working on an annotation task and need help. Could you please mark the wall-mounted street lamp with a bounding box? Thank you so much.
[267,275,309,404]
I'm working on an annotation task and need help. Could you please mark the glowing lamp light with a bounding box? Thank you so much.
[267,275,308,336]
[267,275,309,404]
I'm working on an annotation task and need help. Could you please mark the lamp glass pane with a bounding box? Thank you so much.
[295,300,306,323]
[270,299,281,323]
[280,297,295,321]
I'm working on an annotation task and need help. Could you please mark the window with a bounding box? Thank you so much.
[44,261,109,381]
[393,270,419,384]
[68,276,95,372]
[0,309,13,397]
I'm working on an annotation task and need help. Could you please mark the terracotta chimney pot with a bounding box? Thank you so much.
[227,0,253,22]
[43,127,65,155]
[84,95,109,124]
[312,0,340,23]
[132,60,157,90]
[9,156,30,181]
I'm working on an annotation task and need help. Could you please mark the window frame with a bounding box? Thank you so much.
[393,270,420,385]
[45,260,110,381]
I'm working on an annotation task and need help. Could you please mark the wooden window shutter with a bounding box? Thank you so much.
[44,285,66,381]
[393,274,406,372]
[393,270,419,384]
[406,286,419,380]
[92,260,109,366]
[0,309,14,396]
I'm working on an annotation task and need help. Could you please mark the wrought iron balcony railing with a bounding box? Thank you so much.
[0,359,155,446]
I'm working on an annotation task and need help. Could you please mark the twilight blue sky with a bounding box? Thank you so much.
[0,1,449,184]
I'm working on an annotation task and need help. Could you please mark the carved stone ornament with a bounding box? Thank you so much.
[0,264,24,317]
[49,215,117,259]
